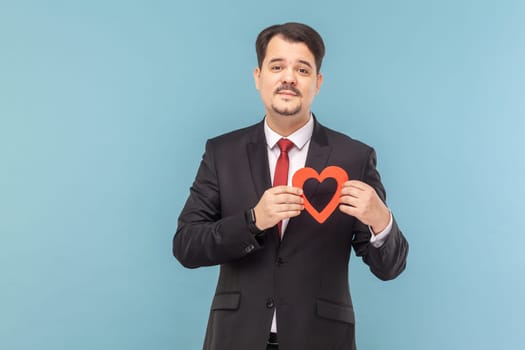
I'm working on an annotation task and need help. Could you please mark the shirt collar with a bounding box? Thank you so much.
[264,114,314,150]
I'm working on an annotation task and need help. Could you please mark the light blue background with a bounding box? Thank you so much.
[1,0,524,349]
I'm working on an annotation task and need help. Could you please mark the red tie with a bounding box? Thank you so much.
[273,138,294,237]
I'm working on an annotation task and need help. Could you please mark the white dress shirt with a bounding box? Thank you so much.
[264,115,393,333]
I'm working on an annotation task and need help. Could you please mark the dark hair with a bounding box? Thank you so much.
[255,22,325,73]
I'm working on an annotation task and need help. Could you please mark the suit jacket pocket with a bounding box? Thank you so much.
[211,292,241,311]
[316,299,355,324]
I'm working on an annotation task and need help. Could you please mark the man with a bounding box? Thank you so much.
[173,22,408,350]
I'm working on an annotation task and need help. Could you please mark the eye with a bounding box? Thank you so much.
[270,65,282,72]
[297,67,310,75]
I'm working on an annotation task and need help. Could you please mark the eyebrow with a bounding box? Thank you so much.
[298,60,313,69]
[268,58,313,69]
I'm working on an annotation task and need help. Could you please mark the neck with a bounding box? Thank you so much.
[265,112,311,137]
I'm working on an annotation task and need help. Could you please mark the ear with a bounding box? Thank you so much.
[253,67,261,90]
[315,73,323,95]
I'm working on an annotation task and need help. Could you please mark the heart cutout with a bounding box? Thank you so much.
[292,166,349,224]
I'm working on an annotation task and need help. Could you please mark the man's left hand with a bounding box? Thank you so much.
[339,180,390,234]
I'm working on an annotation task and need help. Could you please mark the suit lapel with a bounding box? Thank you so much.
[246,121,272,199]
[304,117,333,189]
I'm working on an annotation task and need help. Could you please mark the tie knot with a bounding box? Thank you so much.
[277,138,294,153]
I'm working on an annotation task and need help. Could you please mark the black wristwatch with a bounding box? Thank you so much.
[245,208,264,236]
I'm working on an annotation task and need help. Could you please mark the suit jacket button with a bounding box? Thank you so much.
[266,299,275,309]
[244,244,255,253]
[276,257,284,266]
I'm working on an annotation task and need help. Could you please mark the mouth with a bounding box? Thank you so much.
[277,90,298,96]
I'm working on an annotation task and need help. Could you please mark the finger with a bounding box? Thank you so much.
[290,186,303,195]
[339,195,359,207]
[278,209,303,219]
[286,210,303,218]
[272,185,303,196]
[338,204,357,217]
[340,186,362,198]
[343,180,369,191]
[274,193,304,204]
[276,203,304,213]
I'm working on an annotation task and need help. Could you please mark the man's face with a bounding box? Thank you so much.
[254,35,323,120]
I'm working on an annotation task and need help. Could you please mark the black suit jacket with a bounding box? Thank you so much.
[173,117,408,350]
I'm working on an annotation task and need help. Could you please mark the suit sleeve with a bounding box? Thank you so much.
[173,140,262,268]
[351,148,409,281]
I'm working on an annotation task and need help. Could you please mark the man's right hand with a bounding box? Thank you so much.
[253,186,304,230]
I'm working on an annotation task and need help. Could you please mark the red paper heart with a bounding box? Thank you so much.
[292,166,349,224]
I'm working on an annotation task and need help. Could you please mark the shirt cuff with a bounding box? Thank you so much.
[369,212,393,248]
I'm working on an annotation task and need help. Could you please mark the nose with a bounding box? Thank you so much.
[281,67,297,85]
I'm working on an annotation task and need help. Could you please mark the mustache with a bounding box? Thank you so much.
[275,84,302,97]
